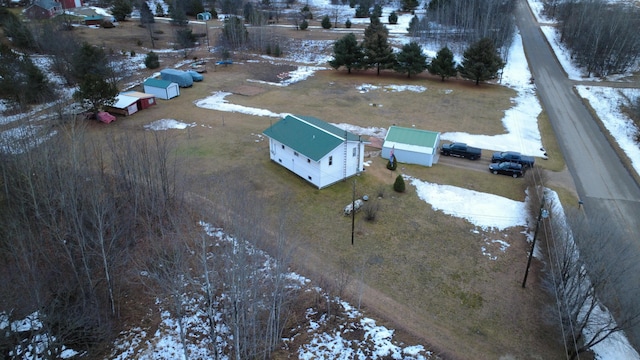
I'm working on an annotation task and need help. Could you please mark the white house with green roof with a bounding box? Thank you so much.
[263,115,365,189]
[381,126,440,167]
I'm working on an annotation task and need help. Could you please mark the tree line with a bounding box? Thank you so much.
[544,0,640,77]
[330,17,505,85]
[407,0,516,56]
[0,118,307,358]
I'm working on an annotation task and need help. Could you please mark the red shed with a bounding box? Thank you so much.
[122,91,157,110]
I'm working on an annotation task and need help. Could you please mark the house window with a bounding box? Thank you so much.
[281,145,285,149]
[278,159,282,163]
[352,147,356,157]
[329,156,333,166]
[307,159,311,163]
[308,176,312,180]
[294,151,298,156]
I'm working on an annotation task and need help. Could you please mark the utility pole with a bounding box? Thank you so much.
[351,178,355,246]
[522,196,548,288]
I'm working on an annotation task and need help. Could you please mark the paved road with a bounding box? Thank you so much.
[515,0,640,348]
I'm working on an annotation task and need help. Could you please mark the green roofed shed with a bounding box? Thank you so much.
[381,126,441,167]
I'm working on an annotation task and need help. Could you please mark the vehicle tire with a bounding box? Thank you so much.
[470,156,477,160]
[492,170,498,175]
[512,173,518,178]
[443,152,450,156]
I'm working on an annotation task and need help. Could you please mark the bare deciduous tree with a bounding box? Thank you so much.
[544,207,640,359]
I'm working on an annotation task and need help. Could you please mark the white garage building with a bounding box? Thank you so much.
[381,126,441,167]
[143,78,180,100]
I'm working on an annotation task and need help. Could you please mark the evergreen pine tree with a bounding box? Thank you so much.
[362,17,395,75]
[394,41,427,78]
[388,11,398,25]
[71,43,118,112]
[329,33,364,73]
[401,0,419,12]
[144,51,160,69]
[393,174,406,193]
[458,38,505,85]
[428,46,457,81]
[321,15,331,29]
[111,0,132,21]
[155,3,165,16]
[299,19,309,30]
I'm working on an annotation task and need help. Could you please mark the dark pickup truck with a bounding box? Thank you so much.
[440,142,482,160]
[491,151,535,168]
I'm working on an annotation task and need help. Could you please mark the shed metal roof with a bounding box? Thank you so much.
[122,91,156,99]
[111,94,138,109]
[263,114,360,161]
[383,126,439,152]
[144,78,176,89]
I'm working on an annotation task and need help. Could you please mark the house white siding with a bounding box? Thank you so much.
[268,139,364,189]
[317,142,364,188]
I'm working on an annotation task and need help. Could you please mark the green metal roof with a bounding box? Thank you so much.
[143,78,174,88]
[263,115,360,161]
[384,126,439,148]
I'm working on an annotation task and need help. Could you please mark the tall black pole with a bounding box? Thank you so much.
[351,178,355,246]
[522,196,546,288]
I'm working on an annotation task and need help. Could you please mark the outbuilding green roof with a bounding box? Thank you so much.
[143,78,174,89]
[263,114,360,161]
[384,126,439,148]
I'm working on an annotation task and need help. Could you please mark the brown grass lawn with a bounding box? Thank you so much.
[69,18,577,360]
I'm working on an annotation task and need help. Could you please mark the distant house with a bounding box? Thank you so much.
[122,91,157,109]
[83,15,103,26]
[143,78,180,100]
[24,0,61,19]
[60,0,81,9]
[381,126,441,167]
[263,114,365,189]
[105,94,139,116]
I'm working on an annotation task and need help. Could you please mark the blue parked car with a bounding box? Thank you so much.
[187,70,204,82]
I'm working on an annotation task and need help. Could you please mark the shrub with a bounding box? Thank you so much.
[299,19,309,30]
[130,50,136,57]
[345,19,352,28]
[393,175,405,193]
[321,15,331,29]
[388,11,398,24]
[363,200,380,221]
[144,51,160,69]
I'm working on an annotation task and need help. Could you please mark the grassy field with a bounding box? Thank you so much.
[73,18,576,359]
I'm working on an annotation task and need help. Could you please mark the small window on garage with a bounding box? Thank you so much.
[352,147,356,157]
[294,151,298,156]
[329,156,333,166]
[281,145,285,149]
[308,176,312,180]
[307,159,311,163]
